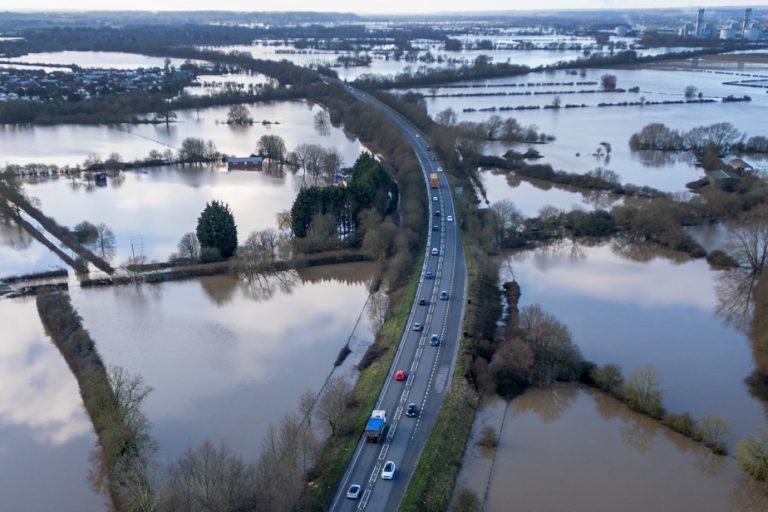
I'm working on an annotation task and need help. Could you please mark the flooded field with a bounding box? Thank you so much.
[0,297,104,511]
[1,100,362,166]
[456,387,768,512]
[502,242,766,447]
[4,51,198,69]
[68,262,375,462]
[0,217,69,277]
[419,67,767,192]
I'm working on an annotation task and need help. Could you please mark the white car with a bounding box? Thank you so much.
[381,461,396,480]
[447,215,453,222]
[346,484,362,499]
[433,196,438,201]
[431,248,439,255]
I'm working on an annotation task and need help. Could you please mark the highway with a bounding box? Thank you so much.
[328,83,468,512]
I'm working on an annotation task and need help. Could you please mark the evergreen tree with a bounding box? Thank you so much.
[196,200,238,258]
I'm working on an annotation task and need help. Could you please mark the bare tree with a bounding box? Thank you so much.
[227,104,253,125]
[367,290,390,334]
[317,375,352,437]
[257,135,287,163]
[435,107,457,126]
[177,232,200,262]
[91,223,116,262]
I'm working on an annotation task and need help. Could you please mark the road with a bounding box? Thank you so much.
[328,83,468,511]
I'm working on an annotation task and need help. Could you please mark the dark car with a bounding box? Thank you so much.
[406,403,418,417]
[433,225,440,231]
[435,210,441,217]
[419,298,427,305]
[430,334,440,346]
[425,271,434,279]
[440,291,449,300]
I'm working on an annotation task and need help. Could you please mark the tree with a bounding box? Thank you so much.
[490,199,523,250]
[590,364,623,394]
[736,428,768,482]
[227,104,252,125]
[684,85,698,99]
[444,38,462,52]
[483,115,504,140]
[92,223,116,262]
[74,221,99,244]
[724,206,768,275]
[154,106,177,126]
[196,200,238,259]
[178,137,207,163]
[601,73,618,91]
[317,375,352,437]
[257,134,287,162]
[622,364,665,418]
[435,107,457,126]
[177,232,200,262]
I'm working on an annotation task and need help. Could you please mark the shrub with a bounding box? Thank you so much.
[591,364,624,395]
[736,428,768,481]
[663,412,697,438]
[477,425,499,448]
[695,415,729,455]
[621,364,665,419]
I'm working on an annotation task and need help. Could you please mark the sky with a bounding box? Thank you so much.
[1,1,766,15]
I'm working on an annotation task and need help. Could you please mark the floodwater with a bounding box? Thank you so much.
[22,164,305,265]
[0,216,69,277]
[68,262,375,462]
[4,51,197,69]
[0,297,104,511]
[0,100,362,166]
[421,67,767,192]
[502,242,766,447]
[456,387,768,512]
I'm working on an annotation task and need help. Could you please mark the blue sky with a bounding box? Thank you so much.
[3,1,766,14]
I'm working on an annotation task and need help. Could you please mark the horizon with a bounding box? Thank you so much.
[1,1,767,15]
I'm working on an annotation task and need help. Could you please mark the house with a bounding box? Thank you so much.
[729,158,754,172]
[226,155,263,170]
[332,174,350,187]
[705,169,741,189]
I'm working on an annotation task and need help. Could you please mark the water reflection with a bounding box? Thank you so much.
[68,263,375,463]
[0,297,103,510]
[476,386,768,512]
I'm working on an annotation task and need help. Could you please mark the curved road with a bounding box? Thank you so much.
[328,83,468,512]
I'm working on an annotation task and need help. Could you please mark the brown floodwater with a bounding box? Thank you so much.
[503,242,767,448]
[68,262,375,462]
[0,297,105,511]
[457,387,768,512]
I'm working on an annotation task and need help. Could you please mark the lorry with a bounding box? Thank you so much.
[429,173,439,189]
[365,409,387,442]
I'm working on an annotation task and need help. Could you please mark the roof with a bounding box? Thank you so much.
[227,156,263,164]
[706,169,741,181]
[729,158,753,169]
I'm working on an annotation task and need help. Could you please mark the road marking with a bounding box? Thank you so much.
[369,463,381,484]
[378,443,389,460]
[416,347,423,359]
[387,424,397,440]
[400,389,409,403]
[394,405,403,421]
[359,489,371,510]
[410,359,419,373]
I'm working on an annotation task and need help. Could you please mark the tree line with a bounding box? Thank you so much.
[629,121,768,154]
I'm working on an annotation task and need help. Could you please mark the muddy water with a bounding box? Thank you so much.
[68,262,375,461]
[503,243,766,447]
[463,387,768,512]
[0,297,104,511]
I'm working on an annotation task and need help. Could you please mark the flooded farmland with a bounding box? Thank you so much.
[456,388,768,512]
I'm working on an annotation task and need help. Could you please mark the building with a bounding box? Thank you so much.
[729,158,754,172]
[705,169,741,189]
[226,155,263,170]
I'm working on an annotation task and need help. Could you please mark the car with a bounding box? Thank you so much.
[419,298,427,305]
[394,370,406,381]
[447,215,453,222]
[433,225,440,231]
[431,248,439,256]
[346,484,362,499]
[430,334,440,346]
[415,133,420,138]
[440,291,449,300]
[425,271,434,279]
[433,196,438,201]
[381,461,396,480]
[431,155,437,161]
[405,403,418,417]
[438,166,443,172]
[413,322,423,331]
[435,210,441,217]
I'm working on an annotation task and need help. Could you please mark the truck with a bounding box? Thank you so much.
[365,409,387,442]
[429,173,439,189]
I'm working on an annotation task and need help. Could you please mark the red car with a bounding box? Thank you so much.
[394,370,407,381]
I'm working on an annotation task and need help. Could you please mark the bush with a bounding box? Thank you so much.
[477,425,498,448]
[663,412,697,438]
[590,364,624,395]
[453,488,480,512]
[621,364,665,419]
[199,246,223,263]
[736,428,768,481]
[695,415,729,455]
